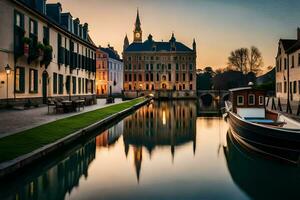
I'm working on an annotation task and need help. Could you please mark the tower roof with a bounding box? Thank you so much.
[135,9,141,31]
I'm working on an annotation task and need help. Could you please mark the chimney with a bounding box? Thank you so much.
[297,27,300,40]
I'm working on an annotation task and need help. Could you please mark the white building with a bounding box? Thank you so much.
[0,0,96,106]
[99,46,123,95]
[276,28,300,102]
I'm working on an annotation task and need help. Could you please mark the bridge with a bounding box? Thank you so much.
[196,90,230,116]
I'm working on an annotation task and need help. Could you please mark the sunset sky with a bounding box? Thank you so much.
[48,0,300,72]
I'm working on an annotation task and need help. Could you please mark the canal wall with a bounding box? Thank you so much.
[0,98,151,179]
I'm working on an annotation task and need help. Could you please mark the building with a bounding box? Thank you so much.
[96,45,123,96]
[0,0,97,106]
[123,10,197,99]
[96,48,108,96]
[276,28,300,102]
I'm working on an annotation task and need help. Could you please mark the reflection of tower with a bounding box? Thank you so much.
[133,146,143,183]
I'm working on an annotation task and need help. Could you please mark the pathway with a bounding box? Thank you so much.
[0,98,123,138]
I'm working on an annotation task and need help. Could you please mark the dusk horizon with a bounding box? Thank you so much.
[48,0,300,72]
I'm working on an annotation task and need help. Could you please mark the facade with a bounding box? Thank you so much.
[96,49,108,96]
[123,10,197,99]
[97,46,123,96]
[0,0,96,106]
[276,28,300,102]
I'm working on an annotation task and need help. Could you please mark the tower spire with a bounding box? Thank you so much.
[133,9,142,42]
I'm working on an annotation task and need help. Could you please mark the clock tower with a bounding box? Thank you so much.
[133,9,142,43]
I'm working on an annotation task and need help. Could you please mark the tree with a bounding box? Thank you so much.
[227,46,263,75]
[248,46,263,74]
[227,48,248,73]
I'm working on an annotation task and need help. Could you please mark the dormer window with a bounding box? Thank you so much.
[248,94,255,105]
[237,95,244,106]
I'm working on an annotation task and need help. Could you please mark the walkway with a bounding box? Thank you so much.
[0,98,123,138]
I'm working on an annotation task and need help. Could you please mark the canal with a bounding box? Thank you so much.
[1,100,300,200]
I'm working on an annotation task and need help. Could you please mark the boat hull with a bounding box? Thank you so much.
[227,111,300,163]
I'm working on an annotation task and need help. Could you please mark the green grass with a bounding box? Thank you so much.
[0,98,145,162]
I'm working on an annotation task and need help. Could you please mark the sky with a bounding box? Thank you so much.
[48,0,300,72]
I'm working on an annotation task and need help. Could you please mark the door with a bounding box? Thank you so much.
[42,71,48,104]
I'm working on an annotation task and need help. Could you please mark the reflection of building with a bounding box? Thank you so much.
[1,139,96,200]
[96,45,123,96]
[123,101,197,181]
[123,10,197,99]
[0,0,96,105]
[96,121,123,147]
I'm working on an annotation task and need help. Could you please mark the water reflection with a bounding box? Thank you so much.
[224,131,300,200]
[0,140,96,200]
[122,101,197,181]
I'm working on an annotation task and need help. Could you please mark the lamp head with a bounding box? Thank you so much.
[5,64,11,75]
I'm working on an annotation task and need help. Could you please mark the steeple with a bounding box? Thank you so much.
[123,34,129,52]
[135,9,141,31]
[193,38,196,52]
[133,9,142,43]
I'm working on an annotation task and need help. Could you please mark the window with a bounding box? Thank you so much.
[189,73,193,81]
[176,63,179,70]
[237,95,244,106]
[168,73,171,81]
[58,74,63,94]
[292,55,295,68]
[189,64,193,70]
[156,73,159,81]
[53,73,57,94]
[168,64,171,70]
[15,67,25,92]
[43,26,49,45]
[14,11,24,28]
[259,96,264,105]
[190,84,193,90]
[176,73,179,81]
[29,69,38,93]
[293,81,297,94]
[299,81,300,94]
[125,74,128,81]
[139,74,142,81]
[29,19,37,35]
[284,81,287,93]
[134,74,137,81]
[72,77,77,94]
[66,76,70,93]
[183,73,186,81]
[78,78,81,94]
[298,53,300,66]
[248,94,255,105]
[156,64,160,70]
[284,58,287,70]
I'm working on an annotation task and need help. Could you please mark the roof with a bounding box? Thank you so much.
[287,40,300,53]
[229,87,252,92]
[125,39,193,52]
[14,0,97,50]
[280,39,297,52]
[99,47,122,62]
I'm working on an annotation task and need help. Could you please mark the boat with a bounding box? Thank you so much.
[225,84,300,164]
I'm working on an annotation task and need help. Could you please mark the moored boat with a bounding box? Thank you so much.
[225,84,300,163]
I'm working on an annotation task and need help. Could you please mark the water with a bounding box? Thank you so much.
[1,100,300,200]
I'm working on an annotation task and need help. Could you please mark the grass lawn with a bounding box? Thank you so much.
[0,98,145,163]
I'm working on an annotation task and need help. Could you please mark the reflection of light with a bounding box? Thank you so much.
[162,110,166,125]
[149,93,154,97]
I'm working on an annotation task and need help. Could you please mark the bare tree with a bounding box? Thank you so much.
[248,46,263,74]
[227,46,264,75]
[227,48,249,73]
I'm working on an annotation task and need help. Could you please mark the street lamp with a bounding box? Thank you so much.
[5,64,11,105]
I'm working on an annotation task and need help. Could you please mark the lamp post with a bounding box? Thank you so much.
[5,64,11,105]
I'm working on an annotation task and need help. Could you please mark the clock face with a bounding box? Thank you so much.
[135,33,140,38]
